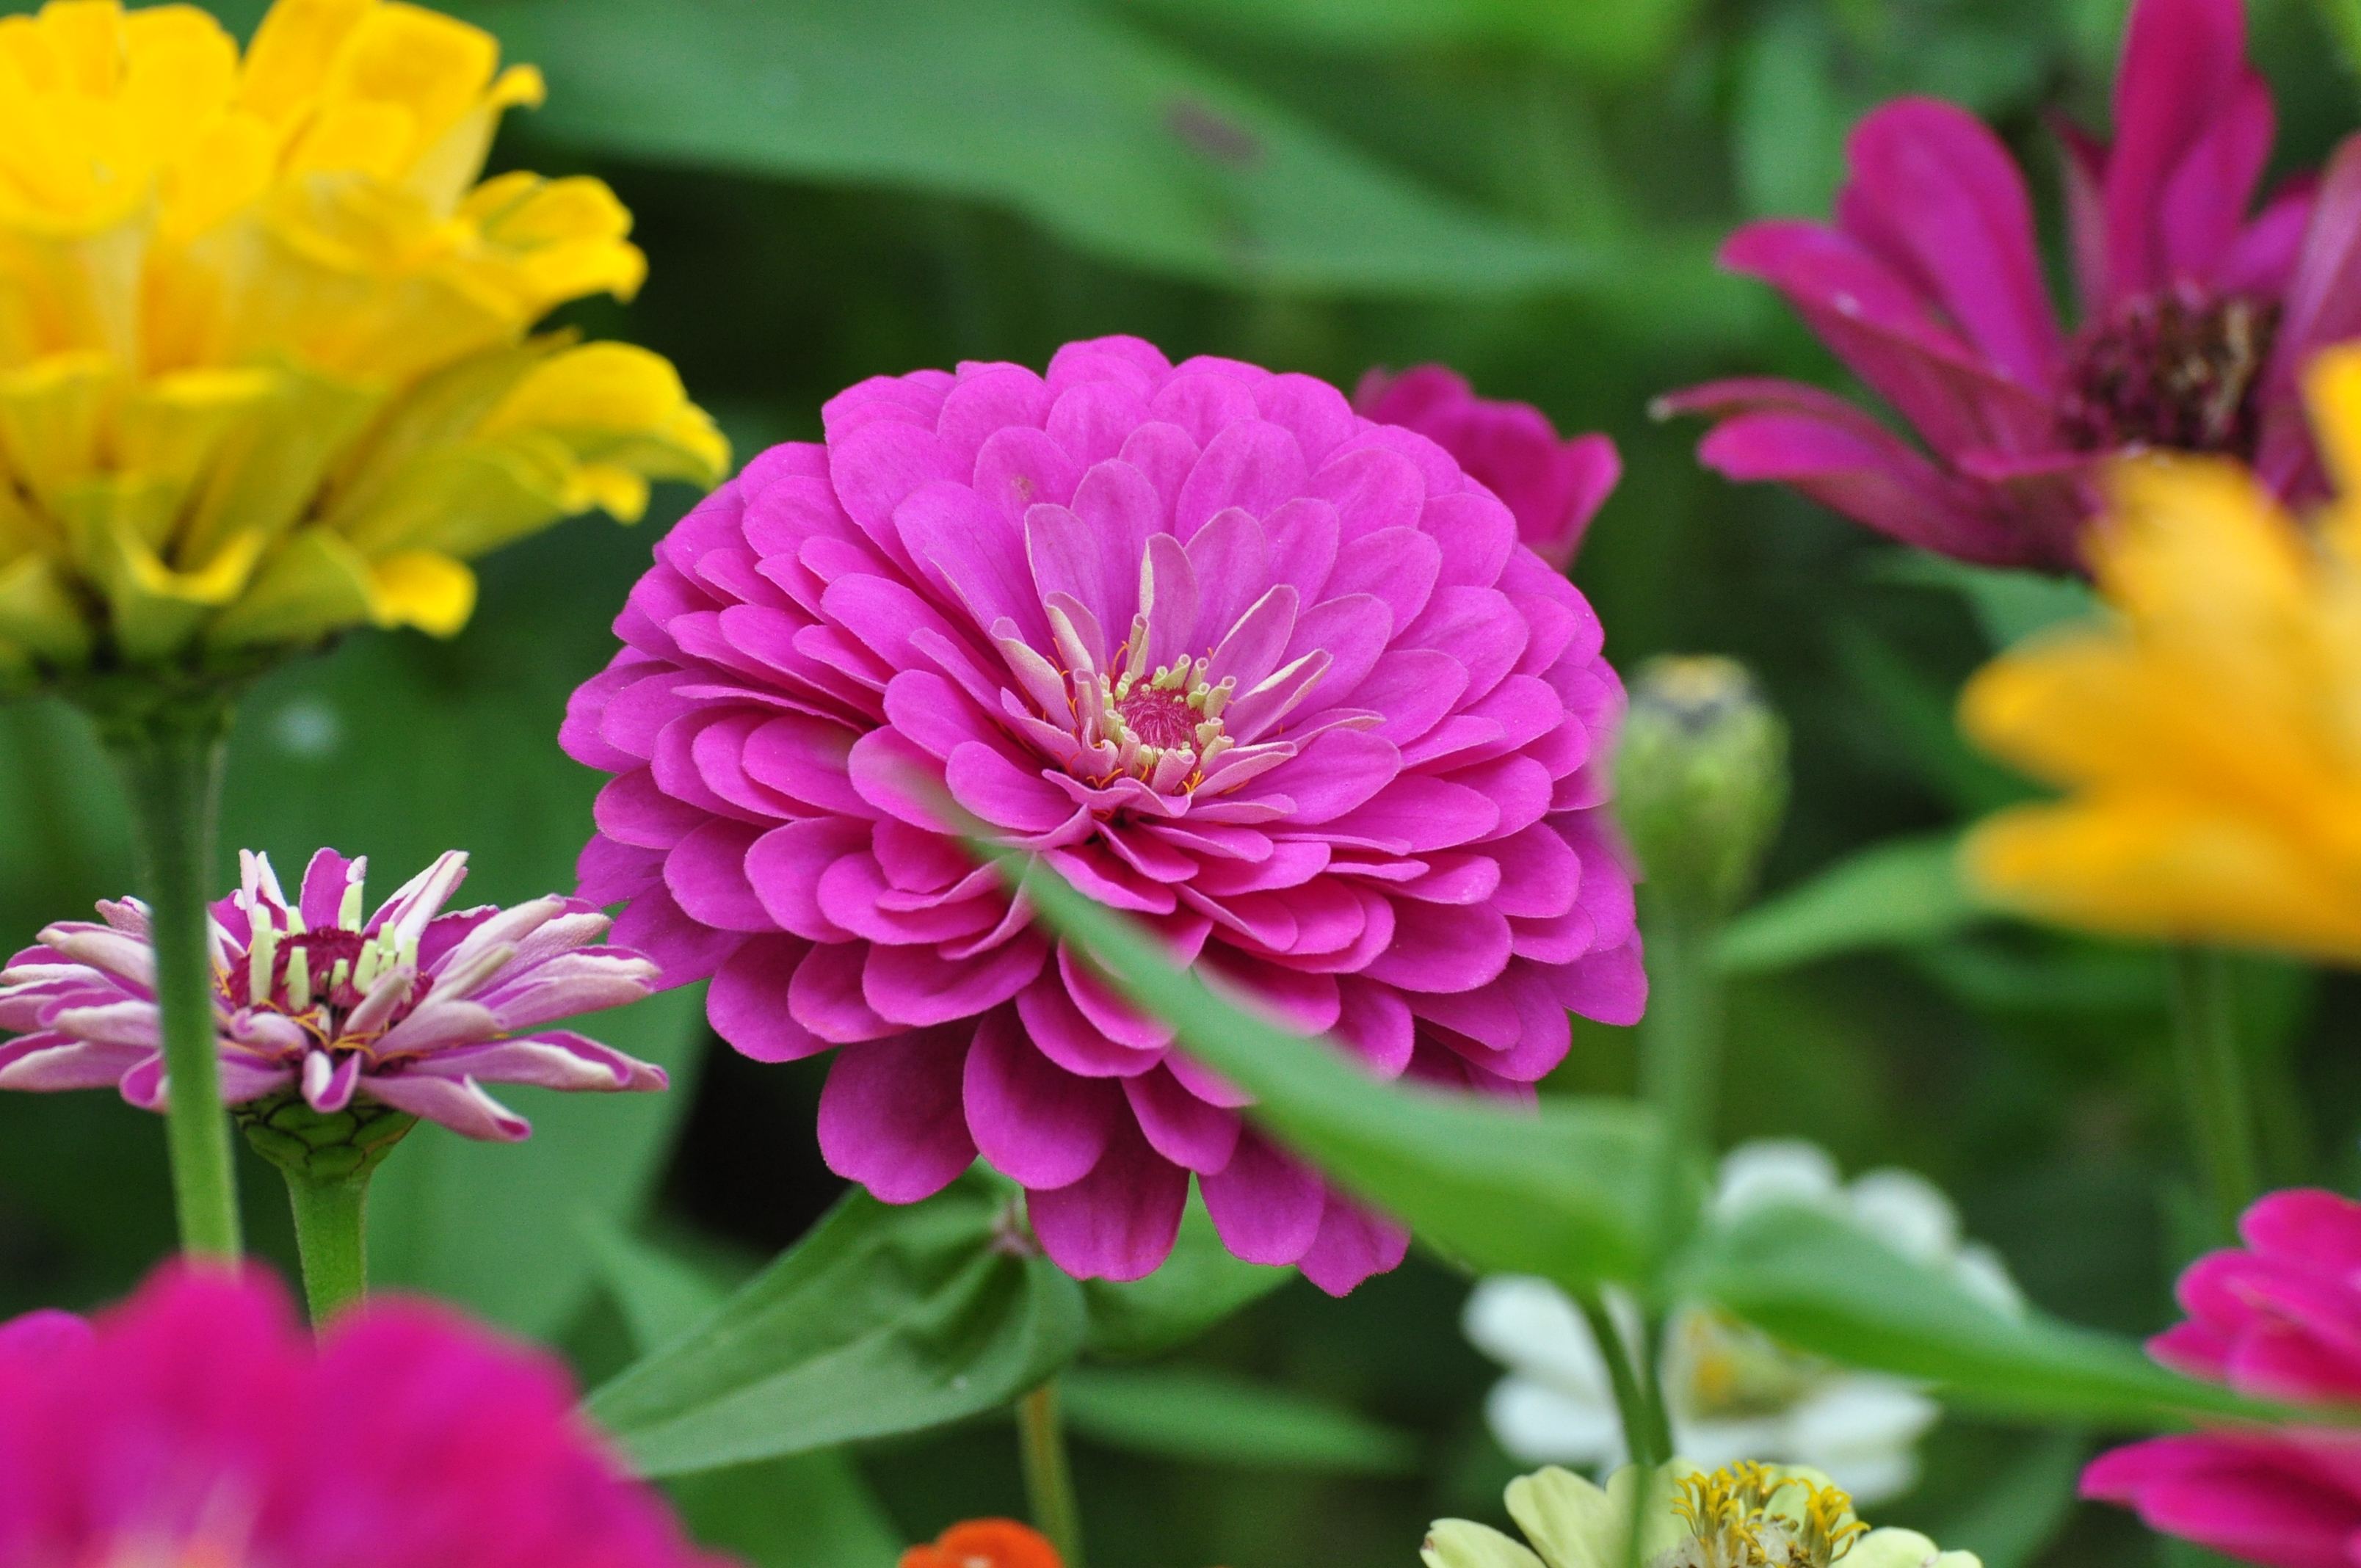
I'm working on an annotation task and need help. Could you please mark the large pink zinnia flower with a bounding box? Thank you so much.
[0,1264,730,1568]
[1353,366,1622,570]
[564,335,1642,1295]
[0,848,665,1141]
[1661,0,2361,572]
[2084,1190,2361,1568]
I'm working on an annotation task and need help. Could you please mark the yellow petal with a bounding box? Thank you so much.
[481,339,730,490]
[87,512,264,661]
[0,351,117,518]
[238,0,374,127]
[175,362,383,566]
[207,523,373,648]
[366,547,473,634]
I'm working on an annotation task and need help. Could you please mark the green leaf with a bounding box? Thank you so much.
[1719,833,1989,974]
[1679,1202,2280,1428]
[586,1176,1088,1477]
[587,1219,904,1568]
[1874,554,2102,649]
[972,839,1667,1288]
[581,1214,736,1354]
[1118,0,1705,73]
[367,984,711,1336]
[1081,1195,1290,1360]
[1061,1365,1418,1476]
[456,0,1584,295]
[1832,625,2031,816]
[1925,1430,2088,1568]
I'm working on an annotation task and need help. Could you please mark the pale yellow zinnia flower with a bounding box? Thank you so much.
[0,0,728,688]
[1959,344,2361,964]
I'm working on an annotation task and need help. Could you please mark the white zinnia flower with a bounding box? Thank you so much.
[1464,1141,2019,1503]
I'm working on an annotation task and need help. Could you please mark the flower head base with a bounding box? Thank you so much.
[1468,1141,2020,1504]
[1661,0,2361,571]
[0,1263,730,1568]
[0,845,666,1142]
[1422,1462,1980,1568]
[1962,343,2361,963]
[566,335,1642,1296]
[0,0,727,690]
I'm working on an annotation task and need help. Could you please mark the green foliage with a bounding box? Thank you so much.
[1081,1197,1291,1360]
[1061,1365,1420,1475]
[1719,833,1988,973]
[453,0,1583,296]
[587,1177,1088,1476]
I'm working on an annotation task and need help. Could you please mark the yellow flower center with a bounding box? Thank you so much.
[1657,1464,1869,1568]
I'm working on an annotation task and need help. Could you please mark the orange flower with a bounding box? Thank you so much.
[900,1520,1063,1568]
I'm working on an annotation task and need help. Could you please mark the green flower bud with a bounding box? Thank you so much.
[236,1091,418,1186]
[1614,656,1789,918]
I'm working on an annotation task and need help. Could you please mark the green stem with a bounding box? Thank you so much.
[101,696,241,1259]
[1637,897,1722,1452]
[1017,1380,1085,1568]
[2167,947,2259,1245]
[284,1169,369,1323]
[1575,1289,1669,1472]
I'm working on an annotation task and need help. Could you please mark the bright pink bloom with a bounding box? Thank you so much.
[0,1264,730,1568]
[2084,1190,2361,1568]
[564,335,1642,1295]
[1353,366,1621,569]
[0,848,664,1141]
[1662,0,2361,571]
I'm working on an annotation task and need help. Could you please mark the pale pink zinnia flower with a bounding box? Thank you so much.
[0,1264,731,1567]
[1354,366,1621,570]
[564,335,1642,1296]
[0,848,665,1141]
[1661,0,2361,571]
[2084,1190,2361,1568]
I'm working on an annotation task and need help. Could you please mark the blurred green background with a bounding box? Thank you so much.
[5,0,2360,1563]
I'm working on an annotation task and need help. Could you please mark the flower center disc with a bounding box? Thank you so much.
[2061,291,2278,456]
[1115,685,1200,750]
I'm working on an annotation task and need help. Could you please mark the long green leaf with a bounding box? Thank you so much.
[975,839,1667,1288]
[587,1177,1087,1476]
[1719,833,1988,974]
[1061,1365,1418,1476]
[1678,1204,2282,1428]
[1120,0,1705,73]
[587,1219,905,1568]
[455,0,1584,294]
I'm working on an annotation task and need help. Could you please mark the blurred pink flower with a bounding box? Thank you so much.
[0,848,664,1141]
[0,1264,730,1568]
[1354,366,1621,569]
[565,335,1642,1295]
[1662,0,2361,571]
[2084,1189,2361,1568]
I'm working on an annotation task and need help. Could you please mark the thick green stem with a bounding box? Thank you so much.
[1575,1289,1669,1472]
[2167,948,2259,1245]
[1017,1380,1085,1568]
[100,695,241,1260]
[1637,897,1721,1452]
[285,1169,369,1324]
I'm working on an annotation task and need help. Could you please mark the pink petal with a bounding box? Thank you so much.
[816,1025,977,1202]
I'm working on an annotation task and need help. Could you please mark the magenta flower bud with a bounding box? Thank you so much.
[565,336,1645,1296]
[0,847,667,1144]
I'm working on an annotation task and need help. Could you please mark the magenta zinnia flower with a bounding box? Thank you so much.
[2084,1190,2361,1568]
[0,848,664,1141]
[1662,0,2361,571]
[1353,366,1622,569]
[0,1264,730,1568]
[565,335,1642,1294]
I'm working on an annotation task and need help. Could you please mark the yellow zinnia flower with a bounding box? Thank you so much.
[0,0,728,688]
[1959,344,2361,964]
